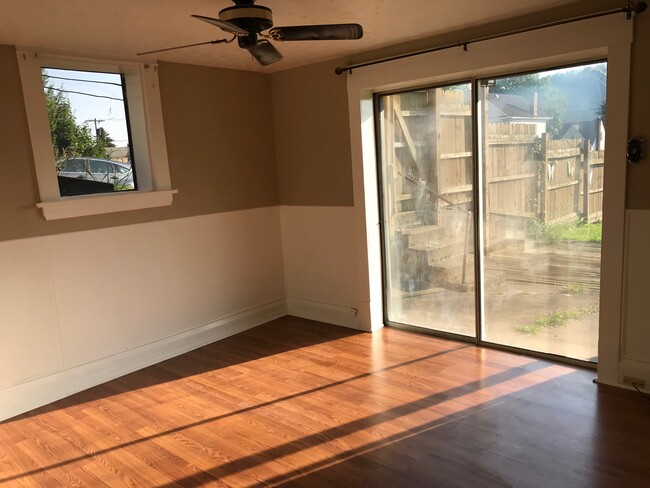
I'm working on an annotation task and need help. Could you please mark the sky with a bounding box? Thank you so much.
[43,68,130,147]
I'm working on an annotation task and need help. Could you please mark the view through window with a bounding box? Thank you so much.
[42,68,136,196]
[479,62,606,361]
[377,83,476,337]
[377,61,606,362]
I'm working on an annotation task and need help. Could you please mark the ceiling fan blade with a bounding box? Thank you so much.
[192,14,249,36]
[269,24,363,41]
[137,39,228,56]
[247,40,283,66]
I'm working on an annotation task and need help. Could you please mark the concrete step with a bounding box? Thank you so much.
[430,254,475,287]
[428,254,507,291]
[427,242,469,264]
[398,224,446,248]
[394,210,425,229]
[395,248,506,292]
[452,271,506,292]
[408,240,469,264]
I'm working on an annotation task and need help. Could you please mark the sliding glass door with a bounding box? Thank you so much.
[377,62,606,363]
[478,64,605,361]
[377,83,476,337]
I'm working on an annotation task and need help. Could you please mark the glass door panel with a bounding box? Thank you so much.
[377,83,476,337]
[478,62,606,362]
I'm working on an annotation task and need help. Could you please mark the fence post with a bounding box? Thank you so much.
[538,133,548,224]
[582,139,590,222]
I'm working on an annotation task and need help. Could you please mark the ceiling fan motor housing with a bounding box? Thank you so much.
[219,4,273,33]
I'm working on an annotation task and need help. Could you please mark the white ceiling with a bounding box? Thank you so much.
[1,0,579,73]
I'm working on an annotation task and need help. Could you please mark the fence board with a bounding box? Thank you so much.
[384,89,605,250]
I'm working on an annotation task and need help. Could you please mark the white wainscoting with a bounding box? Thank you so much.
[619,209,650,389]
[280,205,361,329]
[0,207,286,420]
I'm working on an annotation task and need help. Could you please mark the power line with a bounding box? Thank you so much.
[43,74,123,87]
[46,86,123,102]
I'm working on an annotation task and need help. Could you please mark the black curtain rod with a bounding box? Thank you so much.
[335,1,647,75]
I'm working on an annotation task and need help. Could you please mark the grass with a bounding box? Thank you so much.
[516,305,599,335]
[543,220,602,244]
[561,283,588,295]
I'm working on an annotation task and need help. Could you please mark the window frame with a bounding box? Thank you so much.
[17,51,177,220]
[345,14,632,386]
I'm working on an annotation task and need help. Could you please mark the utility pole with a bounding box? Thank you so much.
[84,118,106,141]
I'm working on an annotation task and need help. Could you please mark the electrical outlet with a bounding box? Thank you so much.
[622,375,646,389]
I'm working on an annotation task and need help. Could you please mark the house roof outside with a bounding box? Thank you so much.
[560,119,605,149]
[107,146,130,161]
[488,93,552,122]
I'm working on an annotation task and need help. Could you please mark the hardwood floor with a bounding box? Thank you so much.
[1,316,648,487]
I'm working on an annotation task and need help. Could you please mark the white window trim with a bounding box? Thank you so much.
[346,15,632,385]
[17,51,177,220]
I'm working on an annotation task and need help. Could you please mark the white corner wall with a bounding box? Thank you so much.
[0,207,286,420]
[280,205,361,329]
[620,209,650,387]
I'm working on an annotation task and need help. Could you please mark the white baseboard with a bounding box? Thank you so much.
[286,297,360,330]
[0,298,287,421]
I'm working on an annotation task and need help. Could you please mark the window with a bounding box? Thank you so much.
[376,62,608,362]
[17,52,177,220]
[346,14,631,383]
[43,68,137,197]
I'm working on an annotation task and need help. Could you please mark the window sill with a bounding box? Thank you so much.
[36,189,178,220]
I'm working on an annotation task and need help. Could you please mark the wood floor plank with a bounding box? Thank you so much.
[1,317,648,487]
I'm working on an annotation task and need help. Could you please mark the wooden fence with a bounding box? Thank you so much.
[485,123,538,221]
[582,145,605,223]
[485,129,604,226]
[381,89,605,236]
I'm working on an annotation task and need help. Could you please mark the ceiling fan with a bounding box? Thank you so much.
[138,0,364,66]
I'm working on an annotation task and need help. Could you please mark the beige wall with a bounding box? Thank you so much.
[0,45,42,239]
[272,60,353,206]
[4,1,645,228]
[0,48,279,242]
[159,62,279,213]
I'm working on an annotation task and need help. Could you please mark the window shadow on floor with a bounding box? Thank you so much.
[152,358,562,488]
[3,316,361,420]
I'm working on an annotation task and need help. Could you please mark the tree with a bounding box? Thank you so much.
[96,127,115,148]
[43,74,112,161]
[45,84,77,158]
[493,73,549,95]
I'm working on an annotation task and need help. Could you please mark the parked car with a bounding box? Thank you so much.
[57,157,135,190]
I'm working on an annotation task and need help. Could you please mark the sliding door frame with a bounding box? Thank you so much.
[373,62,607,369]
[474,61,608,368]
[347,15,632,385]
